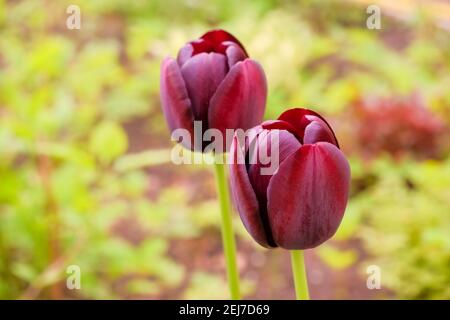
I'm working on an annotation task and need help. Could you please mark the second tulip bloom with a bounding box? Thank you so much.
[230,108,351,250]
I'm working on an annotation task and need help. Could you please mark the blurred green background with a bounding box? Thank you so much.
[1,0,450,299]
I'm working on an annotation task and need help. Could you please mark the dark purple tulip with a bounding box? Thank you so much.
[160,29,267,152]
[229,108,350,249]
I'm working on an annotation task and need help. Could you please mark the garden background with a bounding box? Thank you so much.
[0,0,449,299]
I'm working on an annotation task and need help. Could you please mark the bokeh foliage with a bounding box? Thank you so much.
[0,0,449,299]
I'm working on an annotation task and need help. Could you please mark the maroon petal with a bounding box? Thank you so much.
[261,119,302,142]
[303,118,337,145]
[208,59,267,151]
[200,29,248,56]
[229,135,271,248]
[278,108,339,147]
[177,44,194,67]
[248,129,301,204]
[160,58,194,149]
[225,43,247,68]
[246,129,301,247]
[180,52,228,125]
[267,142,350,249]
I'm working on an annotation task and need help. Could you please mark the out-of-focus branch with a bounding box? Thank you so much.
[37,154,61,299]
[114,149,174,171]
[20,239,84,300]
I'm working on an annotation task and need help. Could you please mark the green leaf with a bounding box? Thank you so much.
[317,245,357,270]
[89,121,128,164]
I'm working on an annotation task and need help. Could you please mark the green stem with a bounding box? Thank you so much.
[213,161,241,300]
[290,250,310,300]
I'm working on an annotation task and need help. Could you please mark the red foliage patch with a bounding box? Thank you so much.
[349,94,446,159]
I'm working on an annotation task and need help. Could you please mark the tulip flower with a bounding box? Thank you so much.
[160,29,269,300]
[229,108,350,250]
[160,29,267,152]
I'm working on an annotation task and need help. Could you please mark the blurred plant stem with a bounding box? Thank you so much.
[213,159,241,300]
[114,149,173,171]
[290,250,310,300]
[20,239,84,300]
[37,155,62,299]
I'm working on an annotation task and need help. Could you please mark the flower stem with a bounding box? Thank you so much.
[290,250,310,300]
[213,161,241,300]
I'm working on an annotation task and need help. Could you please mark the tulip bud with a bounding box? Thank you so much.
[229,108,350,249]
[160,29,267,152]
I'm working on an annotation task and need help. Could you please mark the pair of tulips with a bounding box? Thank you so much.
[160,30,350,298]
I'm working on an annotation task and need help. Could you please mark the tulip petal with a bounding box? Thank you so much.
[303,119,336,145]
[278,108,339,147]
[261,119,302,141]
[200,29,248,56]
[177,44,193,66]
[160,58,195,149]
[209,59,267,150]
[225,43,247,68]
[246,129,301,247]
[180,52,228,125]
[267,142,350,249]
[229,135,272,248]
[248,129,301,204]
